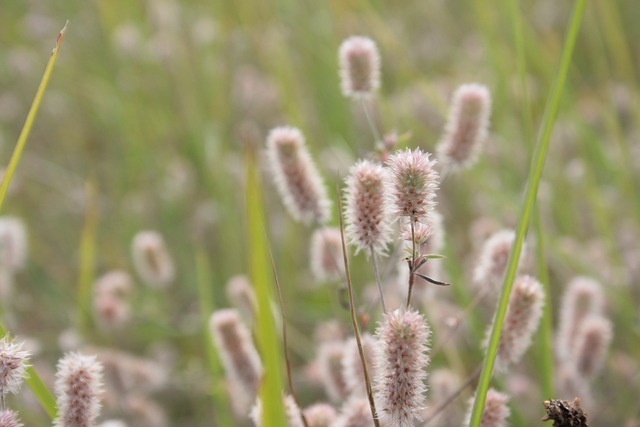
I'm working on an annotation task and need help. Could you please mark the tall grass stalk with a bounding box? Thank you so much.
[507,0,554,398]
[337,186,380,427]
[0,22,67,421]
[76,181,98,336]
[467,2,586,426]
[195,249,233,426]
[245,148,287,426]
[0,22,67,209]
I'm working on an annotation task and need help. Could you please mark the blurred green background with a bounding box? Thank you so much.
[1,0,639,425]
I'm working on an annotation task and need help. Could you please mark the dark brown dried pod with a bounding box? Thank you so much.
[542,397,588,427]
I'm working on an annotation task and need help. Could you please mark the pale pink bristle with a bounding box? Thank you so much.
[266,126,331,225]
[343,159,393,256]
[339,36,381,99]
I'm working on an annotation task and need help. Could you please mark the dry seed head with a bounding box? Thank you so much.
[465,388,510,427]
[344,159,393,255]
[266,126,331,225]
[473,229,525,290]
[0,217,27,271]
[131,231,175,287]
[555,276,604,364]
[386,148,439,224]
[0,410,23,427]
[333,398,375,427]
[491,275,545,369]
[303,403,337,427]
[310,227,345,282]
[342,333,377,398]
[317,341,347,402]
[437,83,491,170]
[0,336,30,396]
[53,353,103,427]
[209,309,262,397]
[339,36,381,99]
[572,314,612,379]
[373,308,431,427]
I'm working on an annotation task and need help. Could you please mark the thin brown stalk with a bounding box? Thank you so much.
[266,238,309,427]
[422,365,482,425]
[337,184,380,427]
[370,246,386,313]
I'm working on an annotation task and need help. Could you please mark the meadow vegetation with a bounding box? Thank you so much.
[0,0,639,426]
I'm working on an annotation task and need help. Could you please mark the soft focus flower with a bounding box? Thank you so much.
[339,36,381,99]
[266,127,331,225]
[437,83,491,170]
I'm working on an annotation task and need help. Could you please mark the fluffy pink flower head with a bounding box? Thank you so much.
[266,126,331,225]
[465,388,510,427]
[373,308,430,427]
[317,341,347,402]
[0,336,30,396]
[210,309,262,397]
[93,270,133,329]
[386,148,439,224]
[131,230,175,288]
[491,275,544,370]
[473,229,525,291]
[0,217,27,271]
[53,353,103,427]
[555,276,604,364]
[344,159,393,256]
[225,275,257,324]
[303,403,337,427]
[437,83,491,170]
[339,36,381,99]
[333,398,375,427]
[0,410,23,427]
[310,227,345,282]
[573,314,612,379]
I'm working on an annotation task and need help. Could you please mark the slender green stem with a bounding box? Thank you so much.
[0,22,67,211]
[337,186,380,427]
[0,22,67,421]
[507,0,554,397]
[195,249,233,426]
[406,219,416,308]
[266,239,309,427]
[245,148,287,426]
[361,98,382,146]
[468,2,586,426]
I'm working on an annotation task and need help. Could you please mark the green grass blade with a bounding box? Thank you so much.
[507,0,554,398]
[0,21,68,421]
[0,324,58,419]
[0,21,67,211]
[195,249,234,426]
[245,148,287,425]
[468,2,586,426]
[24,366,58,419]
[76,181,98,336]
